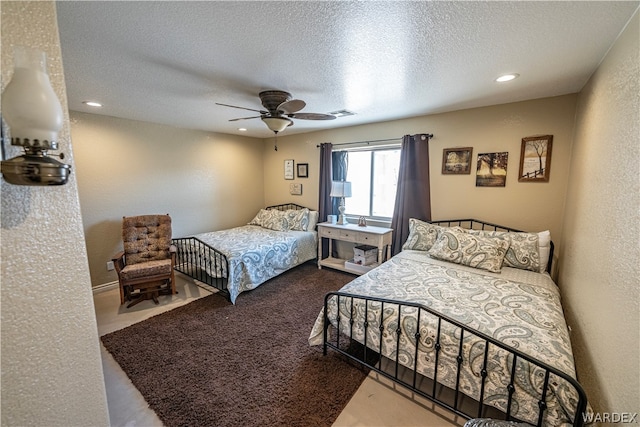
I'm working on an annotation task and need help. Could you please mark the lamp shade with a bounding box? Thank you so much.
[330,181,352,198]
[261,116,292,133]
[1,46,63,149]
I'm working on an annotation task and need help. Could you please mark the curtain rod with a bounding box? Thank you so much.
[316,134,433,148]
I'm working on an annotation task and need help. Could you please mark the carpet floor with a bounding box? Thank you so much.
[101,262,367,427]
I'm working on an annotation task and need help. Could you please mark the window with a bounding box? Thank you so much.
[342,147,401,219]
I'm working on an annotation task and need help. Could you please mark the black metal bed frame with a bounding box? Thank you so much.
[322,219,587,426]
[172,203,308,300]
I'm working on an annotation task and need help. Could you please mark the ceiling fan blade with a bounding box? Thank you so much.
[277,99,306,114]
[216,102,266,114]
[289,112,336,120]
[229,116,262,122]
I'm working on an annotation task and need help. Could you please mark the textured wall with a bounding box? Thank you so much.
[559,10,639,416]
[70,111,265,286]
[0,2,110,426]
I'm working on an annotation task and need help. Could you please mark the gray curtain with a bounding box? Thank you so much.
[318,143,333,258]
[390,134,432,255]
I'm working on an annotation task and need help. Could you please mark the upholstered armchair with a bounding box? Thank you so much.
[112,214,177,308]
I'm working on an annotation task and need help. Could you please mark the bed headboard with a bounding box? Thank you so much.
[266,203,309,211]
[430,218,554,274]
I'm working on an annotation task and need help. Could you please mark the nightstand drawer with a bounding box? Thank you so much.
[356,233,377,245]
[338,229,358,242]
[320,227,339,238]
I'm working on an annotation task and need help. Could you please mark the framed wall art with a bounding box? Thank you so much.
[284,159,294,180]
[476,152,509,187]
[297,163,308,178]
[442,147,473,174]
[289,183,302,195]
[519,135,553,182]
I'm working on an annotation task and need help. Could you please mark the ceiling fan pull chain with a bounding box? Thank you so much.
[274,132,278,151]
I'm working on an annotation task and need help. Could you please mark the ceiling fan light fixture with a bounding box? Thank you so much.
[261,116,292,133]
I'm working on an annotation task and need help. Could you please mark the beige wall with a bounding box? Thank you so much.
[264,94,578,272]
[70,112,265,286]
[0,1,110,426]
[560,9,639,417]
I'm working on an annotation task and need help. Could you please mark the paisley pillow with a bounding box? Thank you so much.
[428,228,510,273]
[283,208,310,231]
[460,228,542,273]
[402,218,442,251]
[248,209,289,232]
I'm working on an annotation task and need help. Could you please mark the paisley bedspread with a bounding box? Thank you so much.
[191,225,316,303]
[309,250,583,425]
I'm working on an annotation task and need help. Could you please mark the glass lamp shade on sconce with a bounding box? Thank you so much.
[330,180,352,225]
[1,46,71,186]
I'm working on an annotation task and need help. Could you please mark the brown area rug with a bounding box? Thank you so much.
[101,263,367,427]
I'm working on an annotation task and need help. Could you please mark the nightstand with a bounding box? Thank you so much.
[317,222,393,275]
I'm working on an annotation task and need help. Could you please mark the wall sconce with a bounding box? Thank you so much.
[1,46,71,186]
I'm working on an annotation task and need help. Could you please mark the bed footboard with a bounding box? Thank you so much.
[172,236,230,299]
[322,292,587,427]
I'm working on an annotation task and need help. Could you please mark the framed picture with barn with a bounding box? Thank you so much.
[442,147,473,174]
[519,135,553,182]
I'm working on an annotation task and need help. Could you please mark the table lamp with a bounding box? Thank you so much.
[330,180,352,225]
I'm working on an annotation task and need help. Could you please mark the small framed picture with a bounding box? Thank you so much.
[519,135,553,182]
[297,163,309,178]
[442,147,473,174]
[284,159,294,180]
[289,183,302,195]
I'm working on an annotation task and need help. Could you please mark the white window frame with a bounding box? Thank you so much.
[334,141,401,224]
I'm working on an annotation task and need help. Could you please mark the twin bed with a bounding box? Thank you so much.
[172,203,317,304]
[172,208,588,425]
[309,218,588,426]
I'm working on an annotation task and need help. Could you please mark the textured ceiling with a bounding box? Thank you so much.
[56,1,639,138]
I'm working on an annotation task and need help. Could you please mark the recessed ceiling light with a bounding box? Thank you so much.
[495,74,519,83]
[83,101,103,107]
[238,128,247,132]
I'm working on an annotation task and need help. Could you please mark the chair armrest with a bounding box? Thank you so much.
[112,251,125,273]
[169,245,177,267]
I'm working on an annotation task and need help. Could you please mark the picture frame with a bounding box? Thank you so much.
[442,147,473,174]
[284,159,294,180]
[296,163,308,178]
[519,135,553,182]
[289,183,302,195]
[476,152,509,187]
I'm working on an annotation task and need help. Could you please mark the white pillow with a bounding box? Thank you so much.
[307,210,319,231]
[538,230,551,273]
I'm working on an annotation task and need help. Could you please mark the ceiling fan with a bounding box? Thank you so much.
[216,90,336,134]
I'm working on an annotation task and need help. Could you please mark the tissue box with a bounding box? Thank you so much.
[353,245,377,265]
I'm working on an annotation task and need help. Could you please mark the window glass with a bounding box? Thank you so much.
[343,148,401,219]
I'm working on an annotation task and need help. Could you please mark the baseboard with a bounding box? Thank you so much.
[92,281,119,294]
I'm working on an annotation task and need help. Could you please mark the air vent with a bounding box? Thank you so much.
[329,109,356,117]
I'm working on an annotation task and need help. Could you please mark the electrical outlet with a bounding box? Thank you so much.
[106,261,115,271]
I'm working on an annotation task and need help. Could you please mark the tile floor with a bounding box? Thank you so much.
[94,272,465,427]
